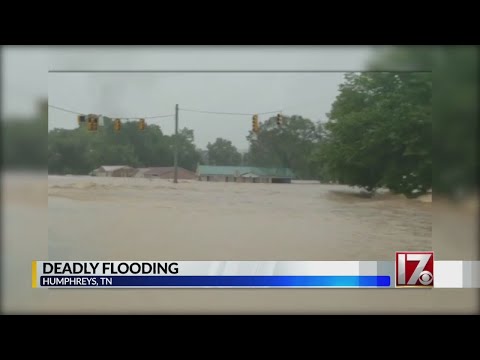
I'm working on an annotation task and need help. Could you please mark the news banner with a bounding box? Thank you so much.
[32,252,480,289]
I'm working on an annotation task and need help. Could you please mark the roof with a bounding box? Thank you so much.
[144,167,175,176]
[135,167,150,173]
[240,172,259,178]
[96,165,134,172]
[197,165,295,178]
[134,168,151,177]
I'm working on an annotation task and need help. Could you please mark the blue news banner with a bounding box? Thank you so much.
[33,261,392,288]
[39,276,390,288]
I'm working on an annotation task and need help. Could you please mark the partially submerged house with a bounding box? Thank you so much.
[90,165,136,177]
[133,168,151,178]
[196,165,295,183]
[137,167,197,180]
[91,165,196,179]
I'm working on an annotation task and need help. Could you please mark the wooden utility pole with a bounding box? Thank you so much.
[174,104,179,183]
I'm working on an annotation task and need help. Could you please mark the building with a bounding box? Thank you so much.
[90,165,137,177]
[133,168,151,178]
[135,167,197,180]
[196,165,295,183]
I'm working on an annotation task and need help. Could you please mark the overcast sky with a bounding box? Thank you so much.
[3,46,375,151]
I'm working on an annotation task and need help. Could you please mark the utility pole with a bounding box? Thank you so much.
[174,104,179,184]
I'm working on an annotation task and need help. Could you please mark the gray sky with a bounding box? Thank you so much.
[4,46,375,151]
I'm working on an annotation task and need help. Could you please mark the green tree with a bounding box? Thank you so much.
[168,128,201,171]
[246,115,321,179]
[316,72,432,195]
[206,138,242,166]
[370,46,478,197]
[48,128,92,174]
[48,118,201,174]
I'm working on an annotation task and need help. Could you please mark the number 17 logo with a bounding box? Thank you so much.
[395,251,434,288]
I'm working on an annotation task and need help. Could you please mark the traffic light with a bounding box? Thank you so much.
[86,115,98,131]
[77,115,86,126]
[276,113,283,126]
[93,116,98,130]
[138,118,146,131]
[114,118,122,131]
[252,114,259,133]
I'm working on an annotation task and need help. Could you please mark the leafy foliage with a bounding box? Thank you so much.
[206,138,242,166]
[316,72,432,196]
[47,118,201,174]
[6,52,438,199]
[246,115,322,179]
[371,46,478,196]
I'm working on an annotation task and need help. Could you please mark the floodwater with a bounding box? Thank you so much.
[2,173,478,314]
[46,175,432,261]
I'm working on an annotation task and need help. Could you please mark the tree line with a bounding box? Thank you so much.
[48,118,201,174]
[5,70,432,198]
[46,67,432,197]
[46,113,327,180]
[8,46,457,198]
[213,71,432,198]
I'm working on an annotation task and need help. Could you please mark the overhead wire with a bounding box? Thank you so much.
[48,105,175,120]
[179,108,282,116]
[49,104,283,120]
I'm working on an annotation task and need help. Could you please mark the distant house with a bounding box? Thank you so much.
[90,165,136,177]
[133,168,151,178]
[196,165,295,183]
[136,167,197,180]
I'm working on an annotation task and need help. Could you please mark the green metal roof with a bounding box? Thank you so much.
[197,165,295,178]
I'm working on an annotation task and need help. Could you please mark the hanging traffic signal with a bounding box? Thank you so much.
[77,115,86,126]
[86,115,98,131]
[276,113,283,126]
[138,118,146,131]
[87,116,93,131]
[93,116,98,131]
[252,114,259,133]
[114,118,122,131]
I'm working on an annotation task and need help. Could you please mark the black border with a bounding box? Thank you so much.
[2,314,478,343]
[2,16,480,45]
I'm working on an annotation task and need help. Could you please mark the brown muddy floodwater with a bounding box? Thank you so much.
[46,175,432,261]
[3,173,478,314]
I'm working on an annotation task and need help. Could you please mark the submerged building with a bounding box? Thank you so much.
[90,165,136,177]
[196,165,295,183]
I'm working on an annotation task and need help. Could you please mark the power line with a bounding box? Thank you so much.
[179,108,252,116]
[141,114,175,119]
[48,105,174,120]
[180,108,282,116]
[48,105,83,115]
[258,110,283,116]
[48,104,282,120]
